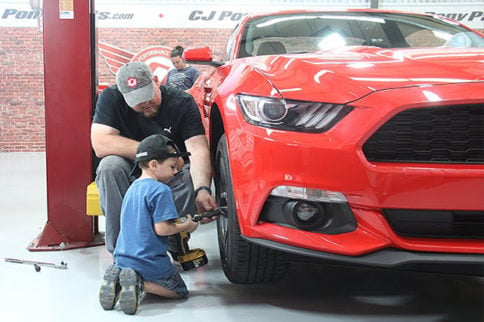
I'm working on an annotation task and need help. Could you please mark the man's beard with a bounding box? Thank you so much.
[142,105,160,119]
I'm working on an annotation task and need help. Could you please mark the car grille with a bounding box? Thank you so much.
[383,209,484,239]
[363,104,484,164]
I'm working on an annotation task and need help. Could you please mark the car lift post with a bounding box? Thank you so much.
[28,0,102,251]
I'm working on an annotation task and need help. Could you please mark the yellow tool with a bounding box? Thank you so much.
[174,207,227,271]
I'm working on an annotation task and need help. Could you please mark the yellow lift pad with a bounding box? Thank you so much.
[86,182,102,216]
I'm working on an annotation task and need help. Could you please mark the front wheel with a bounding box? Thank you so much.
[215,135,288,284]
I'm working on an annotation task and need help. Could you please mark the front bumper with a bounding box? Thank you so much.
[243,236,484,276]
[224,83,484,257]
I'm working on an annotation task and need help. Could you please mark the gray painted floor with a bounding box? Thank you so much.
[1,152,483,322]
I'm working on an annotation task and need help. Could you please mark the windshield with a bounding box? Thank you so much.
[238,11,484,57]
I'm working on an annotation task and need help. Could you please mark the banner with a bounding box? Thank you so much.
[380,3,484,29]
[0,0,482,29]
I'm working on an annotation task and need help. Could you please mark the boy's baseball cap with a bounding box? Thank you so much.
[116,62,154,107]
[130,134,191,177]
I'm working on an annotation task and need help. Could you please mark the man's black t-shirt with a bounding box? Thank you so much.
[93,85,205,153]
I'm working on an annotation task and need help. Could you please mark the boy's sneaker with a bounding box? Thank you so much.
[99,263,121,310]
[119,268,143,315]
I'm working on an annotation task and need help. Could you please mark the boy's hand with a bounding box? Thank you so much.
[184,215,199,233]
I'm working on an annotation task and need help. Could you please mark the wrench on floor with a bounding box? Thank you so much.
[4,257,68,272]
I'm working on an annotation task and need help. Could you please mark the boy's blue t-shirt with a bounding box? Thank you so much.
[114,178,179,281]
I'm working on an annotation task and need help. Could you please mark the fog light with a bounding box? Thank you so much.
[283,200,327,231]
[294,202,319,224]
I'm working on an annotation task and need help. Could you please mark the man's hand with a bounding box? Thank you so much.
[195,189,218,224]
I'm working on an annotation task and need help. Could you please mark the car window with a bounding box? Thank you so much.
[238,12,484,58]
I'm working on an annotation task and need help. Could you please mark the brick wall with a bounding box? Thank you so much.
[0,28,45,152]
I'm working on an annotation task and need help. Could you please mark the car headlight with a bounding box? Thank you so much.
[237,94,351,132]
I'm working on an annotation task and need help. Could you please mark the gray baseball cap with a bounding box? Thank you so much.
[116,62,154,107]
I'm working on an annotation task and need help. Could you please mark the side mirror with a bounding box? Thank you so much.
[184,47,224,67]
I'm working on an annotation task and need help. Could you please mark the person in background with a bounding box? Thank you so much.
[166,45,200,90]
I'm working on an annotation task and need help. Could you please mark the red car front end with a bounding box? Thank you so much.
[186,10,484,283]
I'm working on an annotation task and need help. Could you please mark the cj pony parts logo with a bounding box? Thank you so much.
[98,42,173,84]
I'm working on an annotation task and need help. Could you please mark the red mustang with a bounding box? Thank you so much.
[185,9,484,283]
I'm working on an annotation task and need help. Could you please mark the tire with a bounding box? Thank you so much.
[215,135,288,284]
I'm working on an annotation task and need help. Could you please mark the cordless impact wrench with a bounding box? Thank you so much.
[172,207,227,271]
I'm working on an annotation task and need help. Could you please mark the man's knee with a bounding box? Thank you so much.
[96,155,132,178]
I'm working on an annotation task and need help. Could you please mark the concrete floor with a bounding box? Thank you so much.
[1,152,483,322]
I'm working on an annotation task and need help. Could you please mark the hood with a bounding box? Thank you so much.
[250,47,484,103]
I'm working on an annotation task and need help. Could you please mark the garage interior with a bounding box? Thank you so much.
[1,0,483,321]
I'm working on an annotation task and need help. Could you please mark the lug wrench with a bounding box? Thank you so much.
[191,206,227,222]
[4,257,68,272]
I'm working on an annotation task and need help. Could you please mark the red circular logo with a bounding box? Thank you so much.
[127,77,138,88]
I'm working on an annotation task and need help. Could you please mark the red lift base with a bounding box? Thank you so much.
[28,222,104,251]
[28,238,105,252]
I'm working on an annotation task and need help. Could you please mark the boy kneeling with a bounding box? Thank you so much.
[99,134,198,315]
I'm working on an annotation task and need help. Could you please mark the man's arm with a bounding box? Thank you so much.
[185,134,217,212]
[91,123,139,159]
